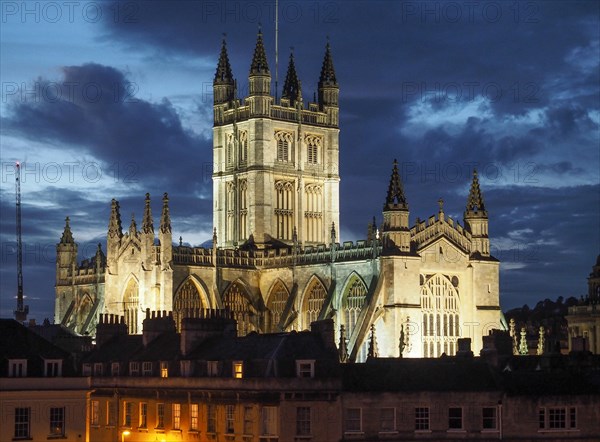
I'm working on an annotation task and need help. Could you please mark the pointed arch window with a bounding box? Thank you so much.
[305,134,322,165]
[240,131,248,164]
[226,181,236,242]
[174,280,203,331]
[342,278,368,362]
[304,184,323,243]
[223,283,256,336]
[239,179,248,241]
[226,133,234,167]
[275,131,293,163]
[123,278,139,334]
[302,279,327,329]
[420,274,460,357]
[275,181,294,240]
[266,282,288,332]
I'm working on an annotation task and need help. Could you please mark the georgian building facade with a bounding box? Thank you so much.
[55,31,501,360]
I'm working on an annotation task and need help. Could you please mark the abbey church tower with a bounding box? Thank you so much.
[212,32,340,247]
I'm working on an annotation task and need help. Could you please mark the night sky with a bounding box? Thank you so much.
[1,1,598,321]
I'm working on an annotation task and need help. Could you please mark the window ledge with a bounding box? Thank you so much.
[447,429,466,432]
[538,429,580,433]
[481,429,499,433]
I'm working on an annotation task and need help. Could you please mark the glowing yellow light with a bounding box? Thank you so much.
[122,430,130,436]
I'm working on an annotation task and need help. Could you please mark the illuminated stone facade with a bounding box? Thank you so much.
[55,32,501,359]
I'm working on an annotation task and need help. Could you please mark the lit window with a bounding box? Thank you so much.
[190,404,199,431]
[90,401,100,426]
[156,403,165,429]
[226,405,235,434]
[106,402,116,426]
[9,359,27,377]
[261,406,278,437]
[111,362,119,376]
[296,360,315,378]
[160,361,168,378]
[243,406,253,435]
[448,407,462,429]
[233,361,243,379]
[50,407,65,436]
[123,402,133,427]
[208,361,219,377]
[296,407,311,436]
[172,403,181,430]
[139,403,147,428]
[14,407,30,439]
[482,407,497,430]
[345,408,362,432]
[415,407,429,431]
[380,408,396,432]
[129,362,139,376]
[142,361,152,376]
[44,359,62,377]
[207,405,216,433]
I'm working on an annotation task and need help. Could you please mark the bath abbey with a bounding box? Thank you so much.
[54,32,501,360]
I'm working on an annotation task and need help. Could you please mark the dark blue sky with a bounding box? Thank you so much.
[1,0,599,321]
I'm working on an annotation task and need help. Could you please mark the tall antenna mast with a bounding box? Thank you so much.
[275,0,279,101]
[14,161,28,322]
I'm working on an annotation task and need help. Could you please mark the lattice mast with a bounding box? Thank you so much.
[14,162,28,321]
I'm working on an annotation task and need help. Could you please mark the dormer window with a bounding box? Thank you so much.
[8,359,27,377]
[93,362,103,376]
[142,361,152,376]
[207,361,219,377]
[111,362,120,376]
[160,361,168,378]
[233,361,243,379]
[296,360,315,378]
[45,359,62,377]
[82,363,91,376]
[129,361,139,376]
[180,360,192,377]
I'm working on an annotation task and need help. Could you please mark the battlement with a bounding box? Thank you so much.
[411,212,472,254]
[173,240,380,269]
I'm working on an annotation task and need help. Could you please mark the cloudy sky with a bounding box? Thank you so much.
[1,0,598,321]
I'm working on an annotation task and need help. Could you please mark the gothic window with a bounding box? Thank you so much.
[420,274,460,357]
[342,277,368,362]
[304,184,323,243]
[239,179,248,241]
[275,181,294,240]
[223,283,256,336]
[173,279,203,331]
[302,278,327,329]
[240,131,248,164]
[305,134,322,165]
[226,181,236,242]
[266,281,288,332]
[226,133,234,166]
[123,278,139,334]
[275,131,293,163]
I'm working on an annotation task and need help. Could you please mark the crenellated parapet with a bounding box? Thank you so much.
[411,213,473,255]
[172,239,381,269]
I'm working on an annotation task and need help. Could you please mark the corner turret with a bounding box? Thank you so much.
[318,42,339,126]
[381,160,411,253]
[282,51,300,107]
[464,170,489,257]
[247,29,272,116]
[56,217,77,282]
